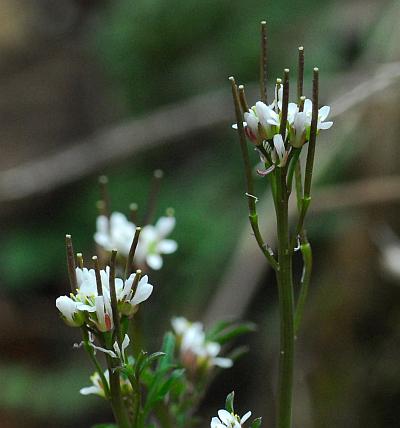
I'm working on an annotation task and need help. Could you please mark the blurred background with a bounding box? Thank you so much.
[0,0,400,427]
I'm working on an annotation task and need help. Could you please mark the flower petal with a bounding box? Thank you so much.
[156,216,176,237]
[241,411,252,424]
[146,253,163,270]
[213,357,233,368]
[318,105,330,121]
[157,239,178,254]
[319,120,333,130]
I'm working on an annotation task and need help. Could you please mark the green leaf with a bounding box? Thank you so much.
[225,391,235,413]
[212,322,256,345]
[138,352,166,376]
[206,320,233,341]
[250,417,262,428]
[158,332,176,371]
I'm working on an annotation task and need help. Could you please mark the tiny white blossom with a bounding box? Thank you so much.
[80,371,109,398]
[302,99,333,131]
[136,216,178,270]
[80,369,132,397]
[210,409,252,428]
[94,212,136,256]
[172,317,233,370]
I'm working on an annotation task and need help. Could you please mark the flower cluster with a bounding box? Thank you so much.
[95,212,178,270]
[233,77,333,172]
[172,317,233,371]
[56,266,153,329]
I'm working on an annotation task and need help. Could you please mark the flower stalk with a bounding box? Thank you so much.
[230,21,333,428]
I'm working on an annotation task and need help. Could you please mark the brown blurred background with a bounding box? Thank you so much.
[0,0,399,427]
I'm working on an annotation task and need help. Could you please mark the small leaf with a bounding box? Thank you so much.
[158,332,176,371]
[213,322,256,345]
[138,352,166,375]
[206,320,233,341]
[225,391,235,413]
[250,417,262,428]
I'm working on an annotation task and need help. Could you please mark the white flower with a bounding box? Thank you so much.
[80,369,132,397]
[136,216,178,270]
[302,99,333,131]
[80,371,109,398]
[117,272,153,316]
[56,266,153,331]
[172,317,233,370]
[94,212,136,256]
[211,409,252,428]
[55,296,82,327]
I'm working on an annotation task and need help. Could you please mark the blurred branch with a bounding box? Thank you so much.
[1,61,400,203]
[203,174,400,325]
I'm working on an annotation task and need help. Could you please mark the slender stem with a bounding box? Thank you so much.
[286,148,301,196]
[125,227,142,280]
[65,234,77,293]
[275,167,295,428]
[297,47,304,102]
[290,68,319,250]
[294,162,303,213]
[294,237,312,335]
[260,21,268,102]
[109,250,121,343]
[98,175,111,219]
[230,76,278,270]
[107,354,131,428]
[81,328,110,399]
[143,169,163,225]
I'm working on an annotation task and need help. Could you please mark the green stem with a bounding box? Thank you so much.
[275,167,295,428]
[81,329,110,399]
[294,239,312,335]
[106,354,131,428]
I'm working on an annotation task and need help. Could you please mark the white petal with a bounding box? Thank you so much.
[303,98,312,114]
[241,411,252,424]
[171,317,190,335]
[147,253,163,270]
[96,215,109,235]
[131,280,153,305]
[218,410,234,425]
[213,357,233,368]
[157,239,178,254]
[155,216,175,237]
[319,121,333,130]
[273,134,285,161]
[80,386,101,396]
[121,334,130,353]
[318,105,330,121]
[211,417,223,428]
